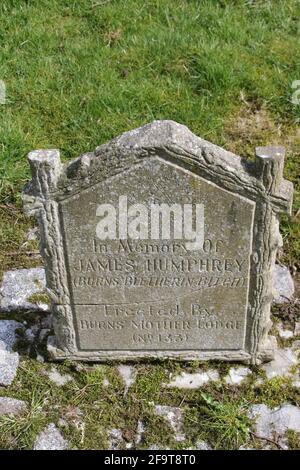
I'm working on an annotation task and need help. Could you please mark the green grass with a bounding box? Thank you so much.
[0,0,300,450]
[0,358,299,450]
[0,0,299,272]
[185,391,251,450]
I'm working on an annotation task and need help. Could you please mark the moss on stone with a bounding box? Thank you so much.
[27,292,50,306]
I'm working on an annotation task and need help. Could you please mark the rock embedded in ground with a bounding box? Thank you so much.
[196,440,212,450]
[166,370,220,389]
[0,397,27,416]
[135,420,145,445]
[0,320,24,350]
[39,328,50,343]
[0,321,22,386]
[249,404,300,448]
[291,340,300,351]
[25,227,39,243]
[0,348,20,386]
[294,322,300,336]
[36,353,45,363]
[0,267,49,312]
[276,323,294,339]
[261,348,299,379]
[154,405,185,442]
[103,378,110,387]
[33,423,68,450]
[108,428,124,450]
[225,366,252,385]
[273,265,295,304]
[25,328,36,343]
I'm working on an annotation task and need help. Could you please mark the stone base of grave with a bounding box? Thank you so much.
[47,335,275,364]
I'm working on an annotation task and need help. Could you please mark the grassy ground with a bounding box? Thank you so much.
[0,333,299,450]
[0,0,299,450]
[0,0,299,277]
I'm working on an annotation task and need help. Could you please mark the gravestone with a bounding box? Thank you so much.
[23,121,293,364]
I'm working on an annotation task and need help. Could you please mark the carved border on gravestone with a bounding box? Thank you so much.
[23,150,77,354]
[23,121,293,364]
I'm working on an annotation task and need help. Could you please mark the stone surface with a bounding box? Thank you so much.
[0,321,22,386]
[291,340,300,351]
[196,440,212,450]
[0,320,24,350]
[0,397,27,415]
[154,405,185,442]
[108,428,123,450]
[0,348,19,386]
[294,322,300,336]
[276,323,294,339]
[273,265,295,304]
[25,227,39,242]
[103,378,110,387]
[34,423,68,450]
[0,268,48,312]
[23,120,293,362]
[225,366,252,385]
[135,420,145,445]
[249,404,300,448]
[261,348,299,379]
[166,370,219,389]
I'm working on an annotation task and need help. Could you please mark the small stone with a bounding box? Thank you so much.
[0,343,19,386]
[25,328,36,343]
[147,444,161,450]
[225,367,252,385]
[58,418,68,429]
[34,423,68,450]
[25,227,39,242]
[0,320,24,350]
[154,405,185,442]
[0,267,49,312]
[273,265,294,304]
[39,328,50,342]
[254,377,264,387]
[36,353,45,363]
[135,420,145,445]
[40,314,53,329]
[261,348,298,379]
[276,323,294,339]
[196,440,212,450]
[249,404,300,448]
[167,370,220,389]
[291,340,300,351]
[108,428,123,450]
[0,397,27,416]
[117,365,137,393]
[103,378,110,387]
[46,367,73,386]
[294,322,300,336]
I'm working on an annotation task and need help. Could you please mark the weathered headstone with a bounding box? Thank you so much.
[23,121,293,363]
